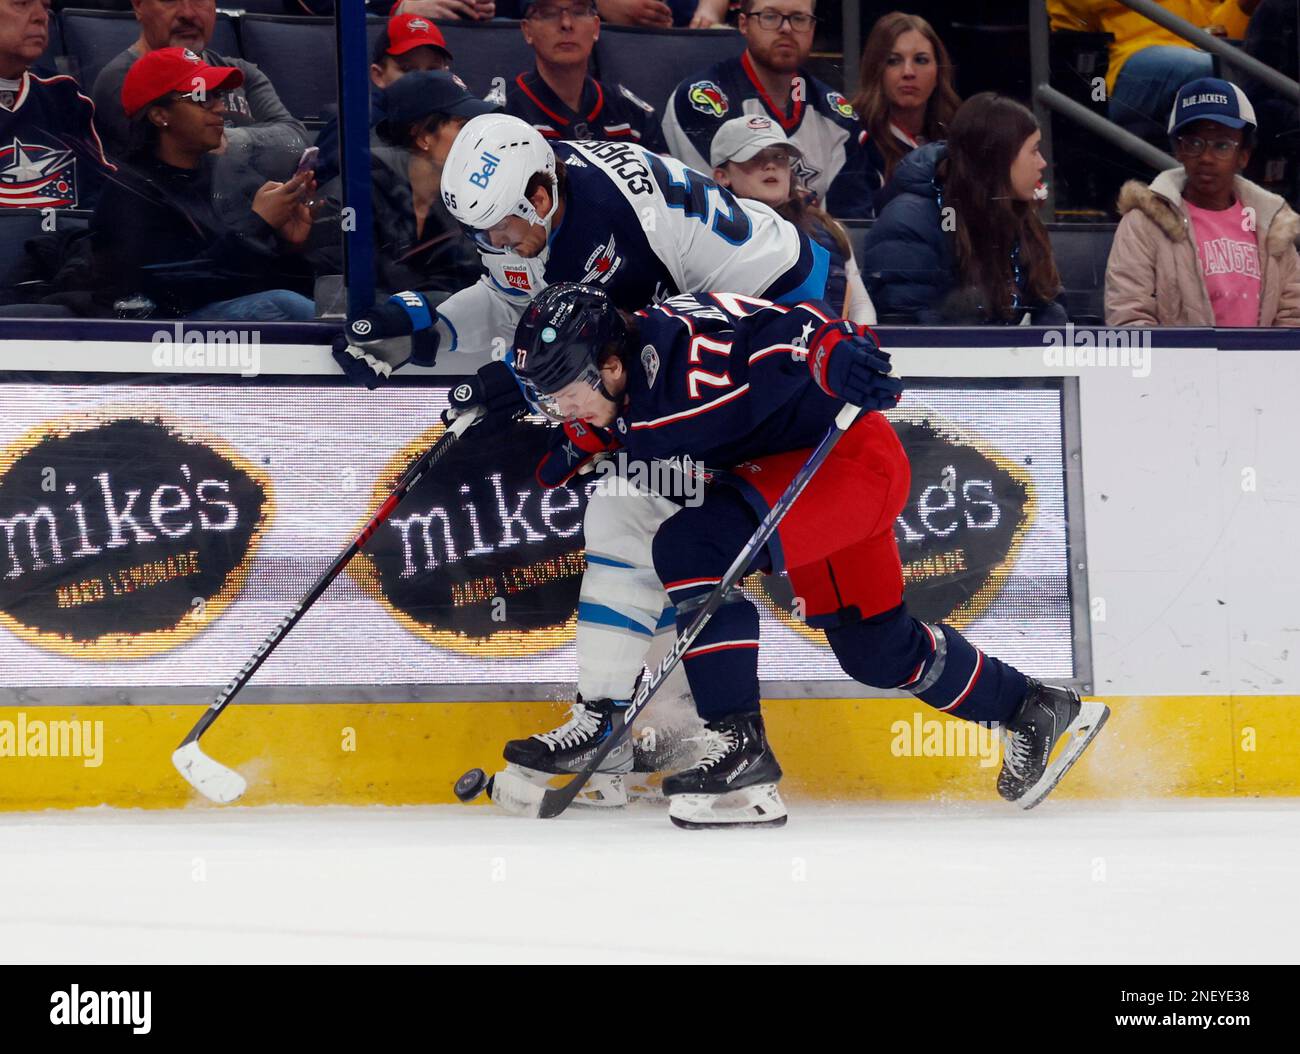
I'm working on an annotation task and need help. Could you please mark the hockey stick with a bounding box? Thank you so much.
[535,402,863,820]
[172,405,485,803]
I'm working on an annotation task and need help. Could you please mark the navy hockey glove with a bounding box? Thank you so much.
[442,360,529,425]
[808,321,902,412]
[536,420,620,488]
[331,334,402,391]
[340,290,440,372]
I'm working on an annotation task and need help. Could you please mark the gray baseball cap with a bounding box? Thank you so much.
[710,114,801,167]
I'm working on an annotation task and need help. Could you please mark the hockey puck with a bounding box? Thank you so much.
[454,767,490,803]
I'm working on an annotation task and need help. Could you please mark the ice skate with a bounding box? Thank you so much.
[998,680,1110,809]
[663,712,787,829]
[502,695,633,808]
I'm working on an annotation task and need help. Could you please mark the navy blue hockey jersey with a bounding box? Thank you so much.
[0,72,114,209]
[501,71,667,154]
[614,292,846,469]
[662,53,873,220]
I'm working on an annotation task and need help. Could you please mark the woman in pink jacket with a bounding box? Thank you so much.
[1105,77,1300,327]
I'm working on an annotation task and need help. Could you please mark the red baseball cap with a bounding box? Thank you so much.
[122,47,244,118]
[386,14,452,58]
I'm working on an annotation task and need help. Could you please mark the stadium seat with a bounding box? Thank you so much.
[432,20,537,100]
[0,210,49,291]
[593,25,747,116]
[843,220,1114,326]
[60,9,241,91]
[238,15,338,122]
[1049,222,1115,325]
[34,12,65,77]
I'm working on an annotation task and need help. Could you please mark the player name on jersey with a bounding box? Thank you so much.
[0,415,271,658]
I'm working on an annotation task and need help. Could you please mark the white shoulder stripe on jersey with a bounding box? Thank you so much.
[630,383,750,430]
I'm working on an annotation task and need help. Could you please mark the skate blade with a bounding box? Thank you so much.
[667,784,788,829]
[1018,702,1110,811]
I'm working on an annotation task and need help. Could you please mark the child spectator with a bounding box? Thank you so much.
[711,114,875,323]
[91,48,318,320]
[862,93,1066,325]
[1106,77,1300,326]
[850,11,960,197]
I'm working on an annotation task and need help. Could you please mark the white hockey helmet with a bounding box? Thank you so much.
[441,113,559,252]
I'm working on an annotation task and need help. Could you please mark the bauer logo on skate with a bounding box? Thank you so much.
[0,414,271,658]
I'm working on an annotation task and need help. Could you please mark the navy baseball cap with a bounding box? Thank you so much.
[1168,77,1257,135]
[376,71,497,139]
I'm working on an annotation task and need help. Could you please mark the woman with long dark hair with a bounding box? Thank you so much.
[851,11,961,197]
[861,92,1066,325]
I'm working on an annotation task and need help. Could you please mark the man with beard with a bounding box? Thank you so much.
[662,0,873,218]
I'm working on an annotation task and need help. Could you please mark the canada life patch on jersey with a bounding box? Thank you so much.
[0,139,77,208]
[827,91,857,120]
[504,267,532,291]
[688,81,729,118]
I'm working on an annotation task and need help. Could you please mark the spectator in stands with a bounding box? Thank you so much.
[1106,78,1300,326]
[91,48,318,320]
[1237,0,1299,196]
[390,1,497,19]
[365,70,494,299]
[1047,1,1259,144]
[314,12,454,187]
[501,1,667,151]
[662,0,873,218]
[92,0,307,179]
[861,93,1066,325]
[711,114,874,322]
[0,0,115,209]
[849,11,960,196]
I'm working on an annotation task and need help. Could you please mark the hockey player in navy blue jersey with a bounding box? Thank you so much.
[493,282,1109,827]
[333,112,830,386]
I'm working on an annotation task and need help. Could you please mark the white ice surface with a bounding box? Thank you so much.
[1,801,1296,965]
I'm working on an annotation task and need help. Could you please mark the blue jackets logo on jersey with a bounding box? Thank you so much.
[0,139,77,208]
[468,150,502,190]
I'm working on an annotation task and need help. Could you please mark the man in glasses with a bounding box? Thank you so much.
[1106,77,1300,327]
[501,0,666,152]
[663,0,873,218]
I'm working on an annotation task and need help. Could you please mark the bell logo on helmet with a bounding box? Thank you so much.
[541,327,557,343]
[469,150,503,190]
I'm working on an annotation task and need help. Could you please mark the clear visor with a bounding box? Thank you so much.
[522,361,603,423]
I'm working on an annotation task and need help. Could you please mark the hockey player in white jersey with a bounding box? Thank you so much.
[331,112,831,384]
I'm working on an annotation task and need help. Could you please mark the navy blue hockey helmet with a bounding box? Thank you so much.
[511,283,627,420]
